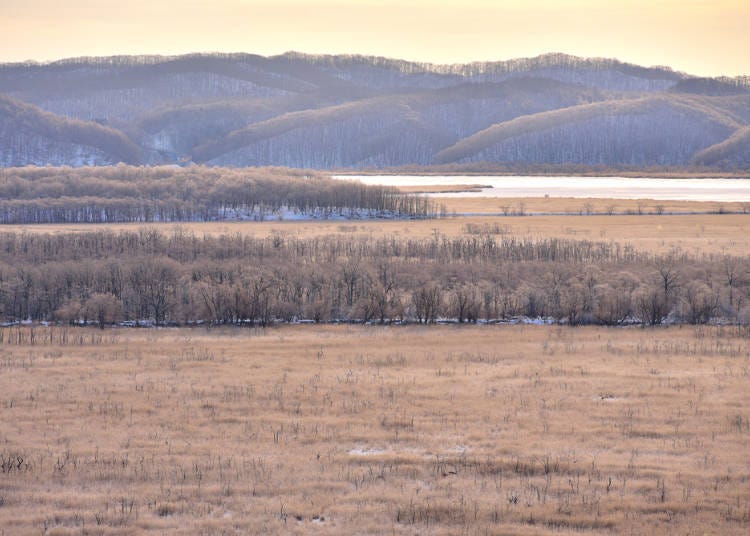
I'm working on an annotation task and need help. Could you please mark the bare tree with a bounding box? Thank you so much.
[129,258,180,324]
[84,293,124,328]
[679,281,718,324]
[412,285,442,324]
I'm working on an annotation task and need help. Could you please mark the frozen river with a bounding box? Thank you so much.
[336,175,750,202]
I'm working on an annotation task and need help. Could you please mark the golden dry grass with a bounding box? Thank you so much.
[434,195,750,216]
[1,325,749,534]
[3,209,749,255]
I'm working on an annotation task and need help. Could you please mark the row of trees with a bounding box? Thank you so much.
[0,229,746,327]
[1,52,681,83]
[0,166,438,222]
[292,52,681,83]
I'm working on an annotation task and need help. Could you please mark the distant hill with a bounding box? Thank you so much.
[0,52,748,169]
[0,94,141,166]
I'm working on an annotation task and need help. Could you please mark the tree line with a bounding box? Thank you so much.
[0,166,438,222]
[0,229,746,328]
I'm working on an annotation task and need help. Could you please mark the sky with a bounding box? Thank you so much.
[0,0,747,77]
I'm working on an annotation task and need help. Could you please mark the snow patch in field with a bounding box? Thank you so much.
[348,446,426,457]
[218,205,405,222]
[521,317,556,325]
[348,447,389,456]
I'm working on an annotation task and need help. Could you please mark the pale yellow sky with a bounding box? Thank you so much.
[1,0,747,76]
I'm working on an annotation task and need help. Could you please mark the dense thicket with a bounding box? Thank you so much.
[0,166,437,222]
[0,229,746,327]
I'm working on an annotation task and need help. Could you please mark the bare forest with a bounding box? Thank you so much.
[0,227,745,328]
[0,166,437,223]
[1,52,749,169]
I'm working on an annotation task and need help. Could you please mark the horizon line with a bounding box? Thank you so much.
[0,50,708,77]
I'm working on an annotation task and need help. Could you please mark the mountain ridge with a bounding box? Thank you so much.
[0,52,748,170]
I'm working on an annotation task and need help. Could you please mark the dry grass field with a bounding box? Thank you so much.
[1,325,749,534]
[3,209,748,255]
[433,196,750,216]
[2,185,749,534]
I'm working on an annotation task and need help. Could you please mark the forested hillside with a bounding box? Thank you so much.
[0,95,141,166]
[0,52,748,169]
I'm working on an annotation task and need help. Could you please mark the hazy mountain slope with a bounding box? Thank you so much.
[0,55,311,121]
[434,96,740,165]
[0,52,748,169]
[669,76,750,96]
[136,94,340,160]
[290,52,685,91]
[193,96,410,163]
[405,78,606,142]
[205,106,448,168]
[667,94,746,129]
[0,94,141,166]
[692,126,750,167]
[196,78,606,166]
[704,95,750,123]
[0,52,680,122]
[0,54,376,122]
[450,110,730,167]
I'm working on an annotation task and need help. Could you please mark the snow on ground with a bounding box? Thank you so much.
[348,447,389,456]
[219,205,405,221]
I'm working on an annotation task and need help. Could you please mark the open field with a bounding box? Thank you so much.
[1,325,749,534]
[432,196,750,216]
[3,209,748,255]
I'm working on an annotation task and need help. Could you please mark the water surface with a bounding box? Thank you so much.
[337,175,750,202]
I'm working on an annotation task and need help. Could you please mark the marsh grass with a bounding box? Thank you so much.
[4,210,748,256]
[1,325,749,534]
